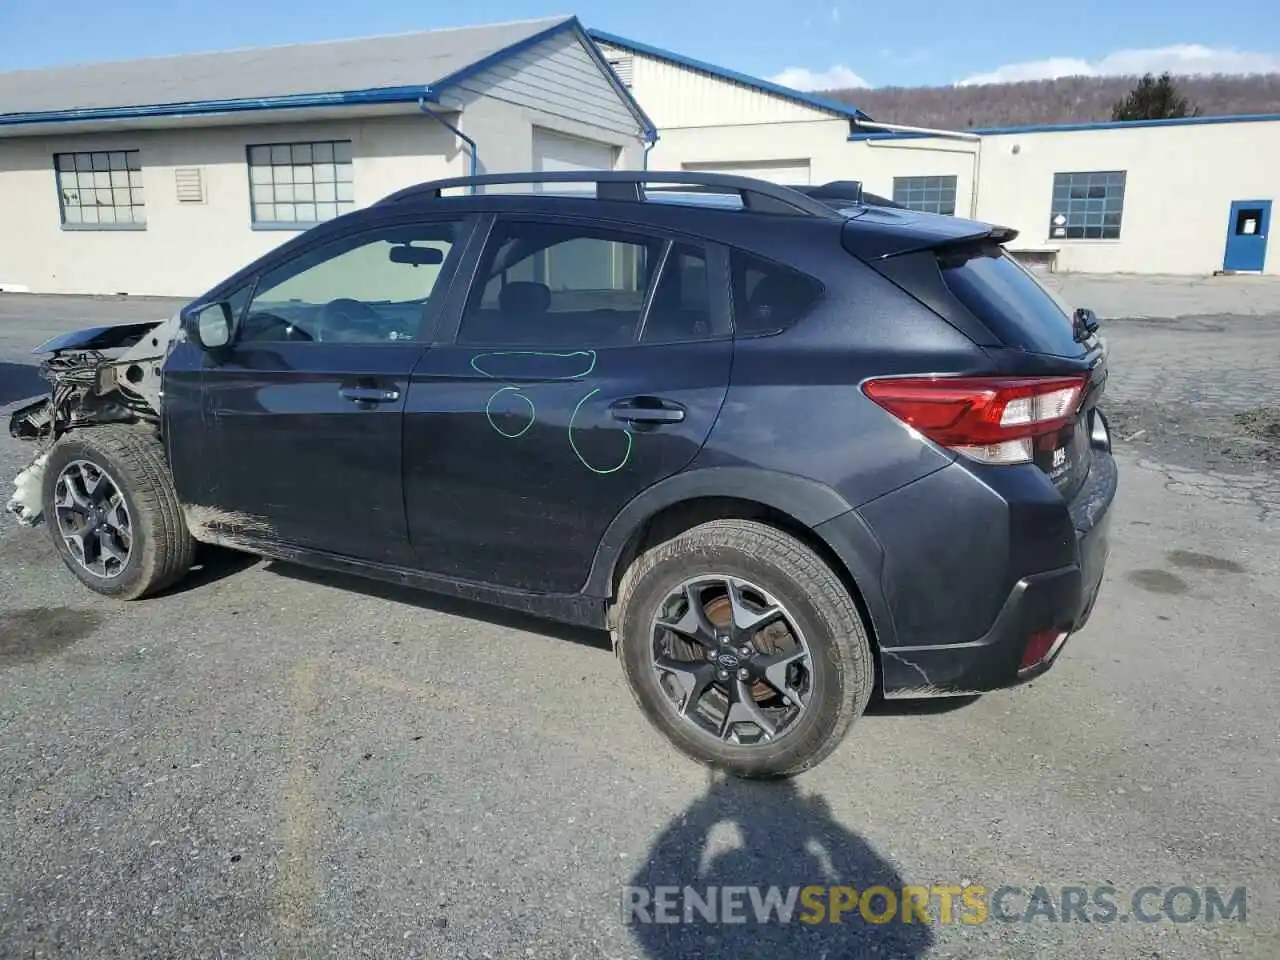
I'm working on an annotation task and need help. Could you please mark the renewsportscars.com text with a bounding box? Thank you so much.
[622,884,1247,926]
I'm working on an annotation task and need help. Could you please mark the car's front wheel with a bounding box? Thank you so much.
[41,424,196,600]
[614,519,873,778]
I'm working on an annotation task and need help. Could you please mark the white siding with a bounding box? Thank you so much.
[454,31,641,137]
[597,43,836,129]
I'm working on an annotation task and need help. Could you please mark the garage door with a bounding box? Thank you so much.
[681,159,812,186]
[532,128,617,177]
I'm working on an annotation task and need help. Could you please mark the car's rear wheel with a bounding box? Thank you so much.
[41,424,195,600]
[614,519,873,778]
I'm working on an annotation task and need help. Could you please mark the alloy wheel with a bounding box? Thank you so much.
[52,460,133,579]
[650,575,814,746]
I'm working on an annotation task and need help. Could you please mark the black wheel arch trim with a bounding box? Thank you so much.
[583,466,897,650]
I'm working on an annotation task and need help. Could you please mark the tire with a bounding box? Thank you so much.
[614,519,873,779]
[41,424,196,600]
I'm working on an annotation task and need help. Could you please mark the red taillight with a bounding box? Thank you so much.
[1019,629,1068,672]
[861,375,1087,464]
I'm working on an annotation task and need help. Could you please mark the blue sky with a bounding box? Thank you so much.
[3,0,1279,88]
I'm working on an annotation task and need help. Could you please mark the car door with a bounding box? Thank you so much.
[173,214,476,564]
[402,215,733,594]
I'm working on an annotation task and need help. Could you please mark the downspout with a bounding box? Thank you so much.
[418,96,478,194]
[852,119,984,220]
[643,129,659,170]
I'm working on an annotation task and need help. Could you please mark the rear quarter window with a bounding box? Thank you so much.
[730,251,824,336]
[939,246,1085,356]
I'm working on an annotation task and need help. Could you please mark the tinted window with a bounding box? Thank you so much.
[939,245,1085,356]
[730,251,823,336]
[459,221,662,347]
[640,243,721,344]
[242,220,464,343]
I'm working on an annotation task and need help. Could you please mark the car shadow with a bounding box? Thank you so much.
[626,774,935,958]
[865,692,981,716]
[154,545,261,597]
[263,560,612,652]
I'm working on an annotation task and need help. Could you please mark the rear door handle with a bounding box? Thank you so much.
[609,397,686,424]
[339,386,401,404]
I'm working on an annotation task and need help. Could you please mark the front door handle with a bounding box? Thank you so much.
[610,397,686,424]
[339,386,401,404]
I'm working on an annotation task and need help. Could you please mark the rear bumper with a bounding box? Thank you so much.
[818,450,1117,699]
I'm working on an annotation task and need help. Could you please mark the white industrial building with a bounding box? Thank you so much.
[0,16,1276,297]
[594,30,1279,278]
[0,17,652,297]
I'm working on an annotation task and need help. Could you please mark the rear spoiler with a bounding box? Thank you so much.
[842,206,1019,261]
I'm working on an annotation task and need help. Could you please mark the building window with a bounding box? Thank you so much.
[54,150,145,227]
[1050,171,1126,240]
[892,175,957,216]
[247,140,354,227]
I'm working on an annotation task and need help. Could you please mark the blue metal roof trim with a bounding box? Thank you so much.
[586,28,868,121]
[848,112,1280,140]
[0,85,435,127]
[433,17,657,141]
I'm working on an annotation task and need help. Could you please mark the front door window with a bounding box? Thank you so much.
[241,220,466,344]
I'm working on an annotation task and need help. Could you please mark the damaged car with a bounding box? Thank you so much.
[6,171,1117,778]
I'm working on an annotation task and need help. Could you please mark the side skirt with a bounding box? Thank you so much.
[215,534,608,630]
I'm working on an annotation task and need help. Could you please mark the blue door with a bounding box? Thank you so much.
[1223,200,1271,272]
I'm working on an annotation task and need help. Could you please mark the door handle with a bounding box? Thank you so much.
[339,386,401,404]
[609,397,686,424]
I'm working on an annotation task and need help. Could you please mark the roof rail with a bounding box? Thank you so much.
[378,170,846,219]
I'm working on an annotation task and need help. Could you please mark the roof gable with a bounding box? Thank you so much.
[586,29,867,121]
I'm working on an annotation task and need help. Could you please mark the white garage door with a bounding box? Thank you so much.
[532,128,617,177]
[681,159,812,186]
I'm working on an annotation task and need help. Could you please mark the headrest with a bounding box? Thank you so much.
[499,281,551,315]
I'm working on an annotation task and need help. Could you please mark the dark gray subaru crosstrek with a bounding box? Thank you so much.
[7,171,1116,778]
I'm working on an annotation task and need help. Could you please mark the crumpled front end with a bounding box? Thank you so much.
[5,313,182,527]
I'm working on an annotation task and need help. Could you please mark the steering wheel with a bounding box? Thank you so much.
[315,298,385,343]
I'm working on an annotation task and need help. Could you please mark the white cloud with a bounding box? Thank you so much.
[768,65,870,91]
[831,5,841,23]
[958,44,1280,86]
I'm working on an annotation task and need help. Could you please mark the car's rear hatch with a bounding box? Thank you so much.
[844,207,1108,500]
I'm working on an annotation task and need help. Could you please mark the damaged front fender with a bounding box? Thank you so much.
[6,313,184,527]
[8,396,52,440]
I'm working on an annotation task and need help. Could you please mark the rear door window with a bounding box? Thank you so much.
[938,245,1085,356]
[459,220,660,348]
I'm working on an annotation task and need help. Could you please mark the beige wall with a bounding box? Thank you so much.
[847,120,1280,276]
[0,101,643,297]
[646,118,856,184]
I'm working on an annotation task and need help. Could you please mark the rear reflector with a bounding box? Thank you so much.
[1019,629,1069,672]
[861,375,1087,464]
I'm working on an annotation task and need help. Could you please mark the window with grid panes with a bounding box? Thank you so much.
[247,140,355,226]
[892,175,957,216]
[54,150,146,227]
[1049,171,1126,239]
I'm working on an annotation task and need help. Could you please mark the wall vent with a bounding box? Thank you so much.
[607,55,634,87]
[175,167,204,203]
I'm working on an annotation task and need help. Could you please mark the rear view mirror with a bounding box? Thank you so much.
[389,244,444,267]
[185,301,233,351]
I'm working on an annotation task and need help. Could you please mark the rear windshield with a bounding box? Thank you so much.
[938,245,1085,356]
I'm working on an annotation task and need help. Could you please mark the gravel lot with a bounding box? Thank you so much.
[2,282,1278,959]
